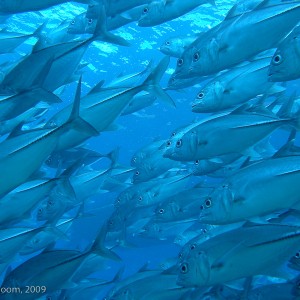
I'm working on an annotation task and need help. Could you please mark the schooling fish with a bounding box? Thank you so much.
[269,25,300,82]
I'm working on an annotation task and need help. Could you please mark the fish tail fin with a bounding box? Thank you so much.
[92,4,130,47]
[68,76,99,136]
[91,223,121,261]
[142,57,176,107]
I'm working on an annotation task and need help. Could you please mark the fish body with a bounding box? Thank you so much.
[0,0,91,14]
[177,223,300,287]
[138,0,215,27]
[192,57,284,113]
[163,111,288,161]
[199,155,300,224]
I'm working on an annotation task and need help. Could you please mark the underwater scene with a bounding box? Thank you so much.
[0,0,300,299]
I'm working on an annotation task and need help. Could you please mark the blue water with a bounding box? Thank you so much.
[1,0,300,299]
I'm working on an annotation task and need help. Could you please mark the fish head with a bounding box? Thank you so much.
[107,209,125,233]
[288,250,300,271]
[155,201,179,221]
[189,39,219,77]
[199,186,233,224]
[177,250,211,287]
[192,81,224,113]
[139,220,164,240]
[68,14,86,34]
[171,46,197,80]
[163,131,198,161]
[160,38,183,56]
[138,0,165,27]
[132,165,152,184]
[268,46,299,82]
[135,189,152,207]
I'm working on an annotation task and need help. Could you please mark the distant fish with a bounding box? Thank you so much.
[0,0,93,14]
[138,0,216,27]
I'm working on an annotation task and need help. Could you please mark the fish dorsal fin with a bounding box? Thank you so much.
[6,122,25,139]
[88,80,105,94]
[272,129,300,158]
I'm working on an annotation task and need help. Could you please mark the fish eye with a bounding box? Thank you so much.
[143,7,149,14]
[166,140,171,147]
[180,263,189,274]
[135,170,140,176]
[138,196,143,202]
[48,200,54,206]
[295,252,300,259]
[205,198,212,208]
[71,20,75,25]
[197,92,204,99]
[88,19,93,24]
[193,52,200,61]
[108,220,114,226]
[38,208,43,214]
[171,132,176,137]
[165,41,170,46]
[195,160,200,165]
[159,208,164,214]
[190,244,196,250]
[177,58,184,66]
[273,54,282,65]
[176,139,182,148]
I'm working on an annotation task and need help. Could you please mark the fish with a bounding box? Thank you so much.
[0,25,43,54]
[192,56,285,113]
[0,77,98,196]
[269,25,300,82]
[177,223,300,287]
[163,106,298,161]
[172,0,300,80]
[159,35,199,58]
[138,0,216,27]
[199,155,300,224]
[0,0,93,14]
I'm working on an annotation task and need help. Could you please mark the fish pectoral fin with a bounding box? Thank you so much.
[275,169,300,177]
[233,196,245,203]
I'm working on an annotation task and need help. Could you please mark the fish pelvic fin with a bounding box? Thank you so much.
[142,57,176,107]
[91,223,122,261]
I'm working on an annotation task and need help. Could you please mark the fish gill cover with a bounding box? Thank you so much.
[0,0,300,299]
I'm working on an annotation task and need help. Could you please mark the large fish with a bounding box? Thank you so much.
[44,57,173,153]
[163,107,298,161]
[192,56,285,113]
[159,35,199,58]
[0,78,98,196]
[0,0,93,14]
[138,0,215,27]
[199,155,300,224]
[0,25,43,54]
[171,0,300,80]
[177,223,300,287]
[269,25,300,82]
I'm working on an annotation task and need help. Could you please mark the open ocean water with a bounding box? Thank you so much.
[0,0,300,299]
